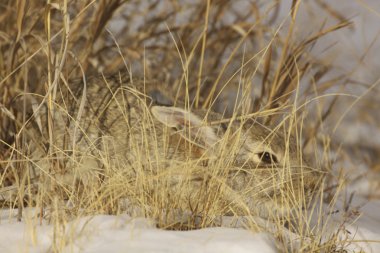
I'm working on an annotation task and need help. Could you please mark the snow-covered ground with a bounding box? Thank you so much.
[1,199,380,253]
[0,209,278,253]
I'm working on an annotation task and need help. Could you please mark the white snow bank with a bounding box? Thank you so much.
[0,211,276,253]
[318,198,380,253]
[0,198,379,253]
[345,200,380,253]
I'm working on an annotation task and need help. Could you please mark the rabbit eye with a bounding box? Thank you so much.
[258,152,278,164]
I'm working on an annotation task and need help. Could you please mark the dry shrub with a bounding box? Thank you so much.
[0,0,375,252]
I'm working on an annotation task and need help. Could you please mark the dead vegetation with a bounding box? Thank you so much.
[0,0,379,252]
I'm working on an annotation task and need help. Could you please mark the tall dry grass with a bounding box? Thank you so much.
[0,0,377,252]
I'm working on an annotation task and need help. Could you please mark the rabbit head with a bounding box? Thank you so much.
[151,105,322,218]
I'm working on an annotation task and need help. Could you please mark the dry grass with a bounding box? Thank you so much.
[0,0,378,252]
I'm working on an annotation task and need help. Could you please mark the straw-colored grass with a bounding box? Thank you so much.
[0,0,378,252]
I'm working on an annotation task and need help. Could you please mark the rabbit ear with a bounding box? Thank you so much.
[151,106,219,148]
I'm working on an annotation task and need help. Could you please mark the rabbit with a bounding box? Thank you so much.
[14,72,322,220]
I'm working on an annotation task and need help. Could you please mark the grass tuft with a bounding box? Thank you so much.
[0,1,379,252]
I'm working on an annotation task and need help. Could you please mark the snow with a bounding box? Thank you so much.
[0,211,277,253]
[322,199,380,253]
[345,200,380,252]
[1,198,379,253]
